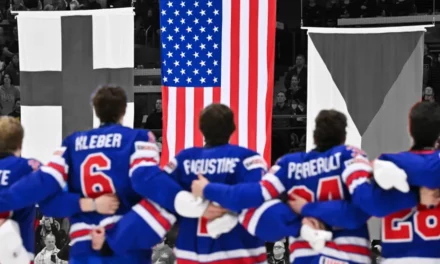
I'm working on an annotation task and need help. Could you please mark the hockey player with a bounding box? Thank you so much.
[89,103,344,264]
[190,109,414,264]
[0,116,120,264]
[0,86,207,263]
[344,102,440,263]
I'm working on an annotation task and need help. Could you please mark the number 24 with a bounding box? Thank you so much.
[289,176,345,202]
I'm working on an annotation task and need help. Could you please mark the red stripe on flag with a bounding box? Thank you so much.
[175,88,186,154]
[213,87,221,103]
[139,200,172,231]
[193,87,204,147]
[264,0,276,165]
[160,86,170,167]
[247,0,258,152]
[229,0,240,146]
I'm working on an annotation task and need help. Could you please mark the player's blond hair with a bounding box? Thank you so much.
[0,116,23,153]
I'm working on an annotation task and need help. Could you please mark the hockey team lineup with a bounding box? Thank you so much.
[0,84,438,264]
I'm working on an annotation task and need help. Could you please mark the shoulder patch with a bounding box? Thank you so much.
[164,158,177,174]
[147,131,156,143]
[243,155,267,171]
[28,159,41,171]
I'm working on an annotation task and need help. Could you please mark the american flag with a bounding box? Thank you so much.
[160,0,276,165]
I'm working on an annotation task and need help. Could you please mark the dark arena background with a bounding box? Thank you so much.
[2,0,439,263]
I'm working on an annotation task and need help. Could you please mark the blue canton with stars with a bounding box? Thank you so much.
[160,0,222,87]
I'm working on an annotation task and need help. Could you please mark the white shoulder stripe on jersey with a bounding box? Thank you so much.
[41,166,66,189]
[260,186,272,201]
[132,202,176,238]
[262,173,285,193]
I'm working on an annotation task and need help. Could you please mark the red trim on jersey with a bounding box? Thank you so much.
[70,229,91,240]
[345,171,371,187]
[139,200,172,231]
[47,162,68,181]
[289,241,370,256]
[0,211,12,219]
[130,157,157,168]
[69,222,117,241]
[177,252,267,264]
[241,208,257,229]
[410,150,435,154]
[260,180,279,198]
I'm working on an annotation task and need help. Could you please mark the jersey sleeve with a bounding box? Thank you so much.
[105,199,176,254]
[341,152,418,217]
[13,208,35,260]
[238,199,301,242]
[38,192,82,218]
[129,130,183,214]
[0,142,70,212]
[301,200,370,229]
[203,157,287,212]
[236,152,268,183]
[378,153,440,188]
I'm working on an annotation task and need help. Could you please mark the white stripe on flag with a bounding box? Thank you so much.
[220,0,231,106]
[185,87,194,148]
[92,9,134,69]
[167,88,177,159]
[306,37,362,151]
[238,0,250,147]
[203,87,213,107]
[257,0,269,156]
[18,16,61,71]
[21,106,62,164]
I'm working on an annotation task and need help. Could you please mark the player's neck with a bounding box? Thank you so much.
[100,122,121,127]
[204,141,228,148]
[411,144,435,151]
[13,149,21,157]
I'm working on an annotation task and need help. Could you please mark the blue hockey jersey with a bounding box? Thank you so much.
[0,155,85,263]
[203,145,376,264]
[348,150,440,263]
[0,124,181,262]
[162,144,268,264]
[0,155,40,263]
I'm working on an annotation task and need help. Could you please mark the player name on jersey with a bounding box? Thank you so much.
[75,133,122,151]
[183,158,241,175]
[288,152,342,180]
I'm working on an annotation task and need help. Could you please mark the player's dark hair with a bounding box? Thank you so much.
[409,101,440,149]
[92,85,127,124]
[199,103,235,146]
[313,109,347,151]
[0,116,23,153]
